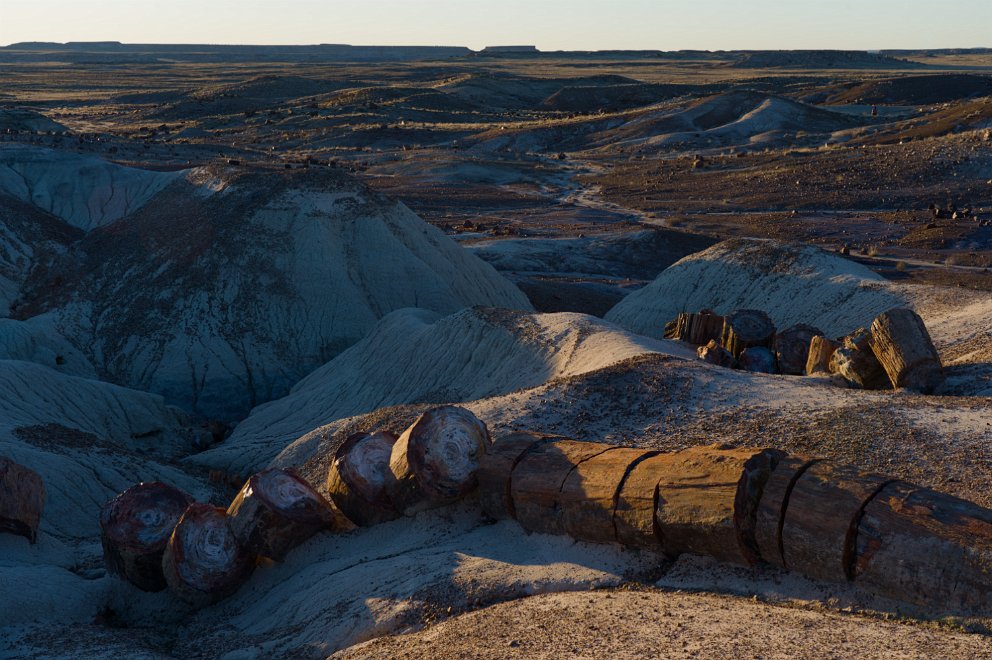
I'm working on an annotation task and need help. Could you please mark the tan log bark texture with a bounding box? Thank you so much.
[478,431,556,521]
[869,308,943,393]
[806,336,840,375]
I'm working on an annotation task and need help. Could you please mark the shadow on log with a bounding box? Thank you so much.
[806,336,839,375]
[613,452,672,550]
[721,309,775,358]
[0,456,45,544]
[664,310,725,345]
[478,431,558,520]
[326,432,400,527]
[774,324,823,375]
[100,482,194,591]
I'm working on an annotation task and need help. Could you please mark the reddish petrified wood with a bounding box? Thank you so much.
[654,444,783,566]
[228,468,351,561]
[509,439,615,535]
[387,406,491,516]
[612,452,674,550]
[326,431,400,527]
[720,309,776,358]
[560,447,658,544]
[753,456,817,568]
[774,324,824,375]
[853,481,992,611]
[0,456,45,544]
[478,431,556,520]
[779,461,892,581]
[162,504,255,607]
[869,308,943,393]
[100,482,195,591]
[806,336,840,375]
[664,311,726,346]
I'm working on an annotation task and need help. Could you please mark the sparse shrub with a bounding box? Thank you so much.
[896,261,909,272]
[865,244,880,257]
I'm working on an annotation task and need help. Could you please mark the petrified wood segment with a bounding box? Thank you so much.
[720,309,776,358]
[853,481,992,612]
[100,482,195,591]
[510,439,615,535]
[388,406,491,516]
[654,444,782,566]
[829,328,890,389]
[162,504,255,607]
[754,456,817,568]
[478,431,556,520]
[806,336,840,375]
[780,461,892,582]
[560,447,658,544]
[326,431,400,527]
[738,346,776,373]
[0,456,45,544]
[228,468,349,562]
[613,452,674,550]
[697,340,737,368]
[664,311,726,345]
[774,324,824,375]
[869,308,943,393]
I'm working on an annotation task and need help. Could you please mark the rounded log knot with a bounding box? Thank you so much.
[100,482,195,591]
[162,503,255,607]
[387,406,491,516]
[0,456,45,544]
[326,431,400,527]
[228,468,350,561]
[721,309,776,358]
[773,324,823,375]
[478,431,557,521]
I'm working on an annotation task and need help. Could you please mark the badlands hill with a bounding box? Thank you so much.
[2,146,531,420]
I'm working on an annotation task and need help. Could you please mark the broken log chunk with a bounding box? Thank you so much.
[228,468,350,562]
[738,346,776,373]
[774,324,824,375]
[510,439,615,535]
[387,406,490,516]
[613,452,677,550]
[869,308,943,393]
[753,456,817,568]
[853,481,992,611]
[162,504,255,607]
[806,336,840,375]
[664,311,726,345]
[779,461,892,582]
[720,309,776,358]
[100,482,195,591]
[326,431,400,527]
[654,444,783,565]
[697,339,737,368]
[560,447,659,544]
[829,328,890,389]
[0,456,44,544]
[478,431,557,520]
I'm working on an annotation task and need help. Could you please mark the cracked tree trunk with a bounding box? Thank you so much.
[478,431,556,521]
[664,310,726,345]
[326,431,400,527]
[774,324,823,375]
[806,336,840,375]
[869,308,943,393]
[720,309,776,358]
[0,456,45,544]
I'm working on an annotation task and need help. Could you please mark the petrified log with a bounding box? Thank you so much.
[560,447,658,544]
[0,457,45,544]
[613,452,675,550]
[654,444,783,565]
[478,431,556,520]
[720,309,776,358]
[806,336,840,375]
[100,482,195,591]
[829,328,890,389]
[326,431,400,527]
[697,339,737,368]
[869,308,942,393]
[853,481,992,611]
[387,406,490,516]
[228,468,350,561]
[510,439,615,535]
[753,456,817,568]
[162,504,255,607]
[738,346,776,373]
[664,310,726,345]
[779,461,892,582]
[774,324,824,375]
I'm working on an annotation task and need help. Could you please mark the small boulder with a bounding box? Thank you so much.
[739,346,777,374]
[697,340,737,369]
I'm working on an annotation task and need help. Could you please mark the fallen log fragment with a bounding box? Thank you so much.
[228,468,350,561]
[478,431,556,520]
[720,309,775,358]
[853,481,992,611]
[654,444,783,565]
[697,340,737,368]
[779,461,892,581]
[739,346,776,373]
[510,439,614,535]
[806,336,840,375]
[560,447,658,544]
[664,310,726,345]
[774,324,823,375]
[162,504,255,607]
[869,308,943,393]
[613,452,677,550]
[326,431,400,527]
[829,329,890,389]
[387,406,490,516]
[100,482,194,591]
[753,456,817,568]
[0,456,45,544]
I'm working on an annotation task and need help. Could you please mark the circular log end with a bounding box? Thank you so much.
[404,406,491,503]
[327,431,400,526]
[100,482,195,554]
[251,468,341,527]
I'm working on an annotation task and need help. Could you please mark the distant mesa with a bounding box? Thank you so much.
[480,45,539,54]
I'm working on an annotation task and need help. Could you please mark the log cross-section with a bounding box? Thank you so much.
[720,309,776,358]
[0,456,45,544]
[478,431,557,521]
[326,431,400,527]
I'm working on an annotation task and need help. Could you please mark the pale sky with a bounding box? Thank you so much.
[1,0,990,51]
